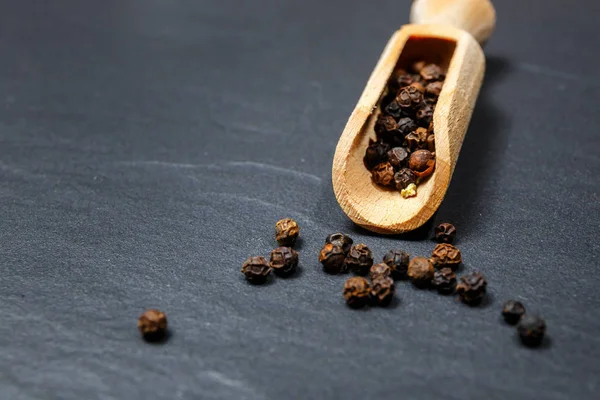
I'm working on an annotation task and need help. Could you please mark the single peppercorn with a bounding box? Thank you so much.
[431,243,462,270]
[425,81,444,98]
[343,276,371,308]
[409,81,425,93]
[371,162,395,187]
[404,127,428,151]
[275,218,299,247]
[435,223,457,244]
[387,147,409,168]
[364,140,390,170]
[345,244,374,276]
[517,315,546,347]
[431,267,457,294]
[370,276,395,306]
[325,232,353,255]
[420,63,443,81]
[394,168,417,190]
[396,86,423,110]
[384,101,403,119]
[426,134,435,152]
[502,300,526,325]
[456,271,487,305]
[412,60,426,73]
[241,256,272,284]
[319,243,346,274]
[374,114,398,139]
[408,149,436,178]
[269,246,299,277]
[369,263,392,281]
[382,249,410,280]
[395,71,414,88]
[397,117,418,137]
[407,257,434,287]
[416,103,434,126]
[138,309,168,342]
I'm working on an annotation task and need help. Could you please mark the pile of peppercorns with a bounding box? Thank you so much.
[364,61,444,198]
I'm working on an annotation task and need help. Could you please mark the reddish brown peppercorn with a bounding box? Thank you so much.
[382,249,410,279]
[396,86,423,110]
[364,140,390,170]
[345,244,374,276]
[343,277,371,308]
[395,71,414,88]
[325,232,353,255]
[412,61,426,73]
[426,134,435,152]
[409,82,425,93]
[435,223,457,244]
[420,64,443,81]
[387,147,409,168]
[138,309,168,342]
[394,168,417,190]
[319,243,346,274]
[502,300,526,325]
[370,276,395,306]
[407,257,434,287]
[369,263,392,281]
[432,267,457,294]
[425,81,444,98]
[405,127,428,151]
[269,246,299,277]
[241,256,272,284]
[431,243,462,270]
[456,271,487,305]
[275,218,299,247]
[408,149,436,178]
[374,115,398,138]
[371,162,395,187]
[517,315,546,347]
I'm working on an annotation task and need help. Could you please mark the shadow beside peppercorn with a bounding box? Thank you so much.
[144,329,172,345]
[515,334,552,350]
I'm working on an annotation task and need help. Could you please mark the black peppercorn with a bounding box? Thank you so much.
[456,271,487,305]
[370,276,395,306]
[394,168,417,190]
[138,309,168,342]
[343,277,371,308]
[374,114,398,139]
[371,162,395,187]
[382,249,410,280]
[387,147,409,168]
[431,267,456,294]
[319,243,346,274]
[364,140,390,170]
[435,222,457,244]
[397,117,418,137]
[420,64,443,81]
[431,243,462,271]
[425,81,444,98]
[325,232,353,255]
[408,149,436,178]
[395,71,415,88]
[269,246,299,277]
[517,315,546,347]
[396,86,423,110]
[241,256,272,284]
[275,218,299,247]
[384,101,403,119]
[369,263,392,281]
[345,244,374,275]
[407,257,434,287]
[502,300,526,325]
[416,103,433,126]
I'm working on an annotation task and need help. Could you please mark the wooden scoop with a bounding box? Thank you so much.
[332,0,496,234]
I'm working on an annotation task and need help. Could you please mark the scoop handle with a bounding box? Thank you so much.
[410,0,496,46]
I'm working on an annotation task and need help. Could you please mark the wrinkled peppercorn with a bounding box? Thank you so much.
[275,218,299,247]
[370,276,395,306]
[431,243,462,270]
[517,315,546,347]
[425,81,444,98]
[396,86,423,110]
[382,249,410,279]
[364,140,390,170]
[138,309,168,342]
[369,263,392,281]
[420,64,443,81]
[416,103,433,126]
[397,117,418,137]
[384,101,403,119]
[319,243,346,274]
[375,115,398,139]
[456,271,487,305]
[432,267,456,294]
[371,162,395,187]
[435,223,457,244]
[242,256,272,284]
[405,127,428,151]
[345,244,374,276]
[387,147,409,168]
[409,149,436,178]
[502,300,526,325]
[269,246,298,277]
[394,168,417,190]
[343,277,371,308]
[407,257,434,287]
[325,232,353,255]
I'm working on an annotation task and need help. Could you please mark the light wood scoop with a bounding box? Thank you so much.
[332,0,496,234]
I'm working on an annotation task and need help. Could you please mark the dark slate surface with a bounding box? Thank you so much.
[1,0,599,399]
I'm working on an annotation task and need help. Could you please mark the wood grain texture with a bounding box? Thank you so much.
[332,24,485,234]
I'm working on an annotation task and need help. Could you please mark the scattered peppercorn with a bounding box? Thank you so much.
[269,247,299,277]
[407,256,434,287]
[343,277,371,308]
[371,162,395,186]
[456,271,487,305]
[502,300,526,325]
[138,309,168,342]
[430,243,462,271]
[325,232,353,255]
[409,149,436,178]
[394,168,417,190]
[517,315,546,347]
[370,263,392,281]
[241,256,272,284]
[319,243,347,274]
[382,249,410,280]
[345,244,374,276]
[275,218,299,247]
[435,222,457,244]
[370,276,395,306]
[431,267,456,294]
